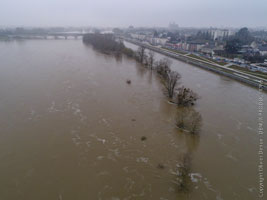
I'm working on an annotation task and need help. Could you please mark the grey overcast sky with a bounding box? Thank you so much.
[0,0,266,28]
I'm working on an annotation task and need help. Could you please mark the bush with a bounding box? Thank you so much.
[155,58,172,78]
[176,86,199,106]
[123,47,135,57]
[176,108,202,134]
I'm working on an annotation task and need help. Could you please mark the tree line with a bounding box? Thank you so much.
[83,34,203,191]
[82,33,202,135]
[83,33,135,56]
[132,46,203,192]
[224,27,267,62]
[133,46,202,135]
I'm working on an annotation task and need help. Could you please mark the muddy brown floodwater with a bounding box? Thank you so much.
[0,40,266,200]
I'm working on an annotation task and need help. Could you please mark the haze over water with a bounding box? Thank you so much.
[0,39,265,199]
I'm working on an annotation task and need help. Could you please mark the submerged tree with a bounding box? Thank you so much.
[136,46,147,64]
[123,47,135,58]
[176,109,187,129]
[176,108,202,134]
[148,50,155,69]
[163,71,181,99]
[155,58,180,99]
[177,152,192,192]
[83,33,130,56]
[176,86,199,106]
[155,58,172,78]
[83,33,124,53]
[188,111,202,134]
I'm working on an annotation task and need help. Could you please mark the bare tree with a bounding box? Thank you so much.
[177,152,192,192]
[188,111,202,134]
[143,53,149,66]
[162,71,181,99]
[148,50,155,69]
[156,58,172,77]
[176,109,187,129]
[136,46,146,64]
[155,58,180,98]
[176,86,199,106]
[176,108,202,134]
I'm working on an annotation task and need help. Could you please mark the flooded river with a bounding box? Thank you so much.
[0,39,266,200]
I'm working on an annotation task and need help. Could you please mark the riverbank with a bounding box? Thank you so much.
[123,38,267,91]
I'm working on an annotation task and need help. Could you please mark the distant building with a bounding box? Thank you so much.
[200,44,216,56]
[208,29,234,40]
[186,41,205,52]
[258,45,267,56]
[154,38,168,46]
[239,45,259,55]
[168,22,179,31]
[250,41,258,49]
[130,33,146,41]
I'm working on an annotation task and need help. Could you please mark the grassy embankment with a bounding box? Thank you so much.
[161,47,187,55]
[228,65,267,80]
[187,54,226,66]
[162,47,227,66]
[177,52,266,81]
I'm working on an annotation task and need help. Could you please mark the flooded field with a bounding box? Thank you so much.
[0,39,266,200]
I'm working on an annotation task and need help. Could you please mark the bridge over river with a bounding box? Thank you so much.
[7,32,86,40]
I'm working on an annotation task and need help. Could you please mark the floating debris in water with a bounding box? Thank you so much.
[248,187,256,193]
[126,79,131,84]
[48,101,59,113]
[29,108,36,120]
[141,136,147,141]
[157,163,165,169]
[189,173,202,183]
[225,153,238,162]
[98,171,109,176]
[86,141,91,147]
[97,156,105,160]
[136,157,149,163]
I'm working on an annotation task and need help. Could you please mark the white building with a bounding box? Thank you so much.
[154,38,168,46]
[130,33,146,41]
[258,46,267,56]
[208,29,234,40]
